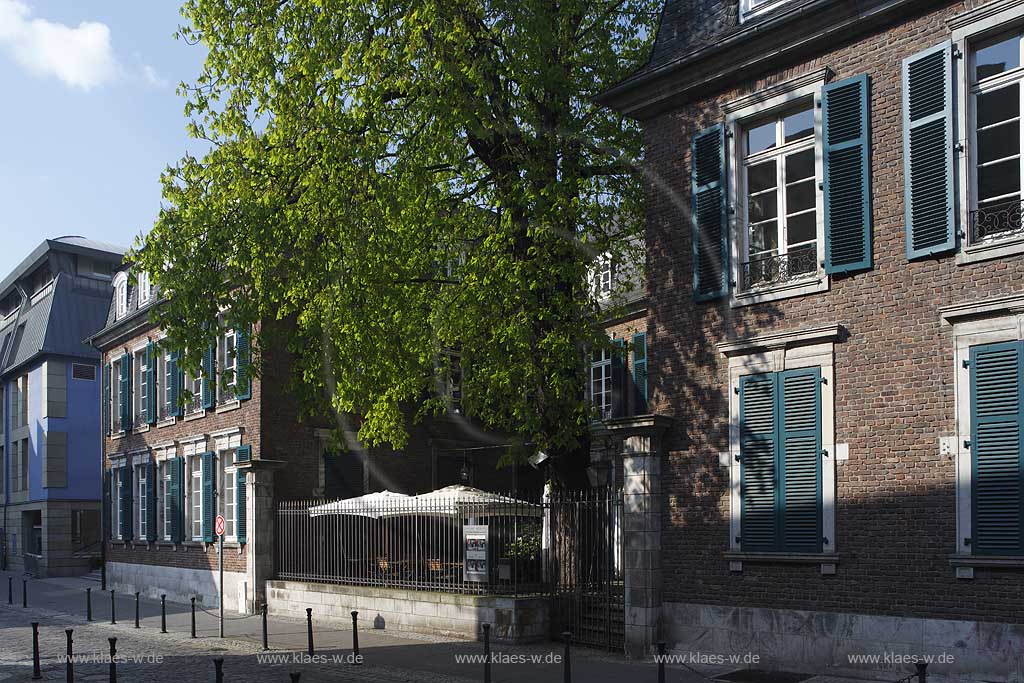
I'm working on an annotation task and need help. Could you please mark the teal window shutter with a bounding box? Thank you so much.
[102,468,111,540]
[168,351,181,417]
[236,470,247,544]
[169,456,183,543]
[823,74,873,273]
[610,339,626,418]
[202,343,215,409]
[201,451,215,542]
[146,342,157,425]
[778,367,823,553]
[632,333,648,414]
[235,444,251,463]
[146,461,158,542]
[235,329,251,400]
[902,41,956,259]
[691,123,729,301]
[103,363,111,436]
[969,341,1024,555]
[739,373,778,551]
[121,465,133,542]
[119,353,131,432]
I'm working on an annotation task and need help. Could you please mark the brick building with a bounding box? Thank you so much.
[0,237,123,577]
[91,263,539,614]
[597,0,1024,679]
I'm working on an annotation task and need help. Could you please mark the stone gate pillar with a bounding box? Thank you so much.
[241,461,283,613]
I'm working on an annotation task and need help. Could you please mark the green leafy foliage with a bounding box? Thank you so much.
[133,0,657,466]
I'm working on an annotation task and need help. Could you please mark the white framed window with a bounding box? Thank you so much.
[111,358,123,432]
[136,463,147,539]
[111,465,123,540]
[590,348,612,420]
[114,273,128,319]
[160,460,172,541]
[218,328,237,403]
[160,349,173,419]
[186,372,203,415]
[725,73,828,306]
[592,254,613,297]
[219,450,236,540]
[134,348,148,427]
[739,0,793,23]
[190,454,203,540]
[137,271,151,305]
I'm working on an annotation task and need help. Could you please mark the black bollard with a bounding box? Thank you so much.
[289,674,301,683]
[110,590,116,624]
[108,637,117,683]
[7,575,11,604]
[213,657,224,683]
[657,642,666,683]
[134,592,140,629]
[160,595,167,633]
[66,629,74,683]
[482,623,491,683]
[305,608,314,657]
[350,610,360,665]
[22,578,27,608]
[190,597,196,638]
[916,662,928,683]
[261,603,269,651]
[31,622,41,680]
[86,588,92,621]
[562,631,571,683]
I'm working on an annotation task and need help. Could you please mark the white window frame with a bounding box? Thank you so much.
[111,463,123,541]
[113,273,128,319]
[189,453,203,541]
[137,271,151,306]
[212,430,241,542]
[717,323,840,573]
[218,328,237,404]
[136,462,147,540]
[953,2,1024,264]
[134,345,148,428]
[160,348,173,421]
[590,347,612,420]
[739,0,793,23]
[724,73,829,307]
[111,358,123,433]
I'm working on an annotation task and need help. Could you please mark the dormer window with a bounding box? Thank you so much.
[592,254,614,298]
[137,271,151,306]
[113,273,128,319]
[739,0,793,23]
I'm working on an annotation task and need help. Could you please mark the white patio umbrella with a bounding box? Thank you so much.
[307,490,411,519]
[381,485,542,519]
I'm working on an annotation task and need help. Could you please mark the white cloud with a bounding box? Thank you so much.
[0,0,120,90]
[142,64,168,89]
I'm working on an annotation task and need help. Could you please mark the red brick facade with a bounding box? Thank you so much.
[634,0,1024,626]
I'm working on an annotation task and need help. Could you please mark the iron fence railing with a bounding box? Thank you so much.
[740,243,817,291]
[275,487,624,600]
[970,198,1024,244]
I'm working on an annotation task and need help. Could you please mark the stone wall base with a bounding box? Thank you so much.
[662,602,1023,682]
[107,561,247,613]
[267,580,549,643]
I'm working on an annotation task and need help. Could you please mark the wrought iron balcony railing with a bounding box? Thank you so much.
[970,199,1024,245]
[740,244,818,292]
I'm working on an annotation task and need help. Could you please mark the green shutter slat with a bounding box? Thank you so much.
[102,469,111,540]
[823,74,873,274]
[168,351,181,418]
[201,451,214,542]
[103,363,111,437]
[235,444,251,463]
[691,123,729,301]
[610,339,625,418]
[146,342,157,425]
[236,470,247,544]
[779,368,823,553]
[121,465,133,542]
[202,343,215,409]
[970,342,1024,555]
[903,41,956,259]
[632,333,648,414]
[146,460,158,542]
[120,352,132,433]
[169,456,183,543]
[740,373,777,551]
[236,329,251,401]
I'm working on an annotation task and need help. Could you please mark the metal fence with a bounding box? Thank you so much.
[276,492,549,595]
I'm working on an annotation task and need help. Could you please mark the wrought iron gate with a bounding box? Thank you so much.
[546,487,624,652]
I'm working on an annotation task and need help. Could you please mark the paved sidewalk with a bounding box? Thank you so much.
[0,572,875,683]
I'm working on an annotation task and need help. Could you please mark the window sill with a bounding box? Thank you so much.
[730,273,828,308]
[956,235,1024,265]
[133,424,151,434]
[948,554,1024,568]
[184,410,206,422]
[110,431,127,441]
[215,400,240,414]
[157,417,176,429]
[725,551,839,575]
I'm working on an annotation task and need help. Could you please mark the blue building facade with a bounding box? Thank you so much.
[0,237,123,576]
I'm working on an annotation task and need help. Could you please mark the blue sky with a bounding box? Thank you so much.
[0,1,208,274]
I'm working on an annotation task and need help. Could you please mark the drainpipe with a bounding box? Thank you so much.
[0,284,28,571]
[85,334,106,590]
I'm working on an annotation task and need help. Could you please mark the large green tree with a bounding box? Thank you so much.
[135,0,657,473]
